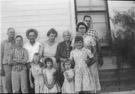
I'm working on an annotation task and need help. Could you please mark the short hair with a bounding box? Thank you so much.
[32,53,41,63]
[75,36,83,43]
[47,28,58,37]
[15,35,23,41]
[26,28,38,38]
[7,27,15,31]
[44,57,53,65]
[63,59,74,68]
[83,15,92,21]
[63,30,71,37]
[76,22,88,33]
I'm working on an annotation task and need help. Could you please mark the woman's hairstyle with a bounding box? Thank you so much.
[15,35,23,41]
[47,28,58,37]
[63,58,74,68]
[76,21,88,33]
[26,28,38,38]
[7,27,15,31]
[44,57,53,65]
[75,36,83,43]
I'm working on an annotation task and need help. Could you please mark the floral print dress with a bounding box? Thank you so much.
[70,47,95,92]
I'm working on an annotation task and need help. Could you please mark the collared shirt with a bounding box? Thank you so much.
[9,48,28,71]
[55,41,72,62]
[24,42,41,62]
[1,39,15,65]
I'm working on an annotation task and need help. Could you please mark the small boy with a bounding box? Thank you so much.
[9,35,28,93]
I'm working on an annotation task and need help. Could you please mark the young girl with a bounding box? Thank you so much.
[70,36,95,94]
[62,59,75,93]
[43,57,61,93]
[29,53,44,93]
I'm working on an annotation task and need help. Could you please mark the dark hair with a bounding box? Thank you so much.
[63,59,74,68]
[44,57,53,65]
[26,28,38,38]
[83,15,92,21]
[15,35,23,41]
[76,22,88,33]
[75,36,83,43]
[47,28,58,37]
[7,27,15,31]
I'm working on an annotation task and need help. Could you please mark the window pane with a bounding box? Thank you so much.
[76,0,106,11]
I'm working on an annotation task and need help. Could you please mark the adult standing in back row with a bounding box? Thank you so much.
[24,28,41,93]
[1,27,16,93]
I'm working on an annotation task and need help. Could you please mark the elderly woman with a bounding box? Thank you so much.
[55,30,72,87]
[39,28,58,69]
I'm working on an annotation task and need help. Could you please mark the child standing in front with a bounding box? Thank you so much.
[62,59,75,93]
[9,35,28,93]
[70,36,95,94]
[29,53,44,93]
[43,57,61,93]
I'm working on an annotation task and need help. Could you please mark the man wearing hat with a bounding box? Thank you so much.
[24,28,41,93]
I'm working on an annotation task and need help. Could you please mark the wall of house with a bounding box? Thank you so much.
[1,0,76,43]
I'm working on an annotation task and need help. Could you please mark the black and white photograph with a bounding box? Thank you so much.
[0,0,135,94]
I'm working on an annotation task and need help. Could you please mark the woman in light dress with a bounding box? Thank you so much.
[39,28,58,70]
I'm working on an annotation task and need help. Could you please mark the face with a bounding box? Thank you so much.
[15,37,23,47]
[46,61,53,69]
[63,32,71,41]
[48,33,56,42]
[84,17,91,27]
[75,40,83,49]
[64,62,71,70]
[28,32,36,42]
[7,28,15,38]
[78,25,86,36]
[33,55,40,64]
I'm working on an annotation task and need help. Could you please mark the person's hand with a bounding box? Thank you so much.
[30,83,34,88]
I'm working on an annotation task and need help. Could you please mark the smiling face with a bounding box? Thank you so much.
[78,25,87,36]
[48,33,57,42]
[75,40,83,49]
[28,32,36,42]
[7,28,15,38]
[63,31,71,41]
[15,37,23,47]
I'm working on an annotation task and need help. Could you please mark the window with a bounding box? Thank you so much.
[74,0,111,47]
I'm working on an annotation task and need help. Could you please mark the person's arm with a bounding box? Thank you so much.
[65,72,73,82]
[29,69,34,88]
[49,69,56,89]
[0,41,5,76]
[19,49,28,64]
[39,43,44,59]
[43,69,50,88]
[55,43,61,62]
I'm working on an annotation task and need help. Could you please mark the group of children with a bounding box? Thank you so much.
[10,34,96,94]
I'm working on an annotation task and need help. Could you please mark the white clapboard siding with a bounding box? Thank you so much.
[1,0,76,43]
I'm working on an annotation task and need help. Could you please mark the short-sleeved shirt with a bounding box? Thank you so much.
[24,42,41,62]
[1,39,15,65]
[9,48,28,71]
[41,41,58,57]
